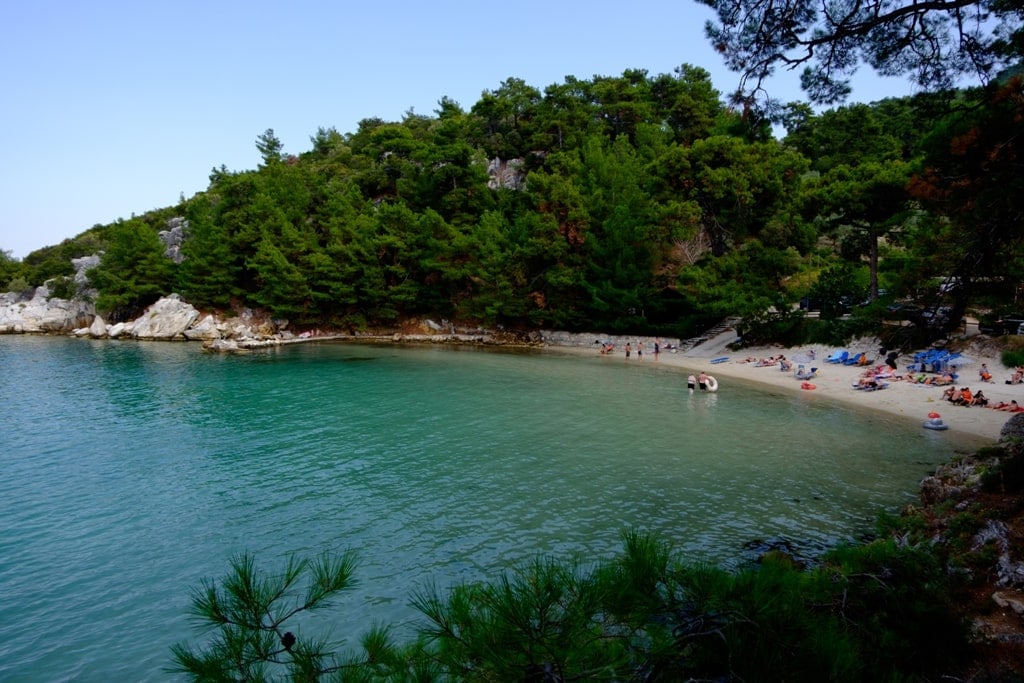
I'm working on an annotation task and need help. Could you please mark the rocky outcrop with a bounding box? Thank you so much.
[0,286,96,334]
[129,294,200,340]
[159,217,187,264]
[487,157,526,190]
[71,255,101,297]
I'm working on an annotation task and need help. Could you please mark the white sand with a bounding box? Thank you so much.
[551,332,1020,443]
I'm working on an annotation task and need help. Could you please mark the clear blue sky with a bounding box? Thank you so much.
[1,0,918,259]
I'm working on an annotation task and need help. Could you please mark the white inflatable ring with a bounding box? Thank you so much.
[705,375,718,392]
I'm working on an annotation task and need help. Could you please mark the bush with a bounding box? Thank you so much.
[981,450,1024,493]
[172,532,973,682]
[1002,347,1024,369]
[46,276,78,300]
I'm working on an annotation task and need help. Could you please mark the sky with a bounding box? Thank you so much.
[1,0,922,259]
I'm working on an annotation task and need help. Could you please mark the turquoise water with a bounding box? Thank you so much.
[0,336,985,681]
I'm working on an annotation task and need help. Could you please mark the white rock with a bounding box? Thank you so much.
[89,314,107,338]
[130,294,200,340]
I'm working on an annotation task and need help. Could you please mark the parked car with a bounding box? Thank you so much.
[978,311,1024,335]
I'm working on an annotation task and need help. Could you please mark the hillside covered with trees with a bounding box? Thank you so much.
[2,64,1022,349]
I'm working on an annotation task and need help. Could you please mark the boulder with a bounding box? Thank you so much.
[130,294,200,340]
[1000,413,1024,442]
[89,314,107,338]
[108,321,131,338]
[183,314,223,341]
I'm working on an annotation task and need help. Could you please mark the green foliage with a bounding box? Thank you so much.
[703,0,1021,105]
[808,263,861,320]
[46,276,79,301]
[88,219,176,320]
[18,228,106,288]
[0,249,22,288]
[6,276,30,294]
[413,557,627,681]
[22,69,1022,347]
[168,550,392,682]
[1003,348,1024,369]
[174,530,977,682]
[177,196,240,310]
[820,540,968,675]
[981,449,1024,493]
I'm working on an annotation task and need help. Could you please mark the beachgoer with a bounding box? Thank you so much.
[653,339,660,360]
[980,363,992,382]
[625,342,631,359]
[687,374,696,391]
[637,342,643,360]
[885,351,899,370]
[971,390,988,407]
[698,371,709,391]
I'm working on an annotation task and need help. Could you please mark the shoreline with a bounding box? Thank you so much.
[6,325,1016,443]
[541,331,1015,445]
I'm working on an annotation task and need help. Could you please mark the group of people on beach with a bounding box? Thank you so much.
[941,385,988,406]
[743,354,780,366]
[598,339,663,360]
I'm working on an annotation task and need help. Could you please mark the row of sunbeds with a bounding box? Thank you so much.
[825,350,873,366]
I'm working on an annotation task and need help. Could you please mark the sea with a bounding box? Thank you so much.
[0,335,987,681]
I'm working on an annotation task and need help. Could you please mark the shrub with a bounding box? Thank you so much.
[999,350,1024,370]
[981,450,1024,493]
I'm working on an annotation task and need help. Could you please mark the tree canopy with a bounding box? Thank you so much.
[702,0,1024,104]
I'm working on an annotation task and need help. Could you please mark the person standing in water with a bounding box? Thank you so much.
[687,373,697,391]
[625,342,631,359]
[637,342,643,361]
[698,371,709,391]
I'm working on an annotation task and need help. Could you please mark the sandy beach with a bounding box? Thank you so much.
[552,331,1020,444]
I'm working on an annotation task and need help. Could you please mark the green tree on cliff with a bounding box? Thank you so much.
[88,219,175,320]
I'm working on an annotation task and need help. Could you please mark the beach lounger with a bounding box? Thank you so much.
[795,366,817,380]
[828,351,849,364]
[825,350,847,363]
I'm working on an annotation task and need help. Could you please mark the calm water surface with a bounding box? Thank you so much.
[0,336,985,681]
